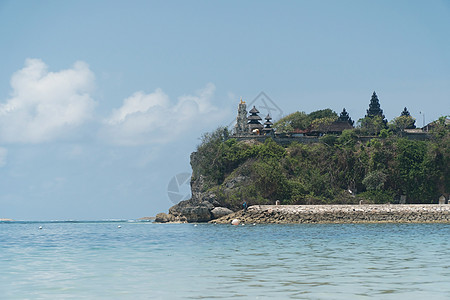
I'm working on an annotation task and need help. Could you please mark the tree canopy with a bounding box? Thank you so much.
[273,109,338,133]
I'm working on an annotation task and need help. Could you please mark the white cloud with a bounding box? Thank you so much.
[106,88,170,125]
[0,147,7,167]
[101,83,229,145]
[0,59,96,143]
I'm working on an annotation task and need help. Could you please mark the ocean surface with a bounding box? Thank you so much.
[1,221,450,299]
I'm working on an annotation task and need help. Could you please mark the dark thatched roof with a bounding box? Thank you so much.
[249,106,260,114]
[248,115,262,121]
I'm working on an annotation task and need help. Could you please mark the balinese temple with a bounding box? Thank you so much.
[234,99,249,135]
[247,106,264,134]
[337,108,354,126]
[366,92,387,124]
[365,91,387,125]
[262,114,274,135]
[366,92,383,117]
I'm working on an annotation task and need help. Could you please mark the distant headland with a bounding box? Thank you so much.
[155,92,449,223]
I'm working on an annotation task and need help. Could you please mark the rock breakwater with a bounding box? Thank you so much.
[211,205,450,224]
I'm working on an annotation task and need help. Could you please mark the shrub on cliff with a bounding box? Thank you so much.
[194,126,231,184]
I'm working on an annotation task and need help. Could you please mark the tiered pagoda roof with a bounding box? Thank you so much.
[247,106,264,134]
[366,92,385,118]
[263,114,274,135]
[401,107,411,117]
[337,108,354,126]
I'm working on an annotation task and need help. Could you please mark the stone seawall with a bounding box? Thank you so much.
[211,205,450,224]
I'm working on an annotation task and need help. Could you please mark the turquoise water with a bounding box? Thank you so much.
[1,222,450,299]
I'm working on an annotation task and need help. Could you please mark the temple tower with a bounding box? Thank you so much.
[234,99,249,135]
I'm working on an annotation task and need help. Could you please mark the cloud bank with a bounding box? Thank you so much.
[0,59,96,143]
[1,59,230,146]
[101,83,228,145]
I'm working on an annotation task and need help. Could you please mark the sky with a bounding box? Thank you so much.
[0,0,449,220]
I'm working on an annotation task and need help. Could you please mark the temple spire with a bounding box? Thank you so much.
[401,107,410,117]
[338,108,354,126]
[365,91,387,126]
[366,91,384,118]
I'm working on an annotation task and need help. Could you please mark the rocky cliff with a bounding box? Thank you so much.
[155,152,235,223]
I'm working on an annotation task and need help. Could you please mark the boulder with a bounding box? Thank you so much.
[155,213,171,223]
[211,207,234,219]
[169,198,213,222]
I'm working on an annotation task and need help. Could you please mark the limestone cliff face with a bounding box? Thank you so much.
[157,152,236,223]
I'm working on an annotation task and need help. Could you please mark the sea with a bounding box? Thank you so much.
[1,221,450,299]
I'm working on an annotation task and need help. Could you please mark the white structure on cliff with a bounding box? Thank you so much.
[234,99,249,135]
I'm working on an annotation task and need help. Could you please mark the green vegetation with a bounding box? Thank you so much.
[193,120,449,210]
[357,115,387,135]
[273,109,338,133]
[389,114,416,132]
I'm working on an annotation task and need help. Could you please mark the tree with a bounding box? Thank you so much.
[273,111,309,132]
[337,129,358,147]
[390,115,416,132]
[194,126,231,183]
[394,139,429,202]
[308,108,338,121]
[358,115,387,135]
[363,170,387,191]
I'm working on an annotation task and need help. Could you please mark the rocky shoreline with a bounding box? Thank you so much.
[210,204,450,224]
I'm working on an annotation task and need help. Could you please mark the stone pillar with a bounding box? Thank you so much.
[439,195,446,205]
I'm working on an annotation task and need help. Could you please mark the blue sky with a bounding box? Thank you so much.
[0,0,449,220]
